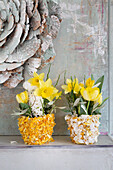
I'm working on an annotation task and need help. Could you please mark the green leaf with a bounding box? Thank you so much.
[78,103,87,116]
[19,103,29,110]
[70,90,75,102]
[93,102,99,110]
[92,104,105,114]
[100,97,109,107]
[81,105,88,114]
[91,74,94,80]
[11,112,25,116]
[95,75,104,92]
[92,111,101,115]
[73,98,80,107]
[71,76,73,82]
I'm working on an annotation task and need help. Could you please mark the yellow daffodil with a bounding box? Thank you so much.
[73,84,81,94]
[56,91,62,99]
[34,79,58,101]
[81,87,100,101]
[62,78,81,94]
[73,78,81,94]
[61,79,72,94]
[94,93,102,105]
[73,78,78,84]
[79,83,84,87]
[16,91,28,103]
[28,72,45,87]
[50,91,62,101]
[86,78,95,87]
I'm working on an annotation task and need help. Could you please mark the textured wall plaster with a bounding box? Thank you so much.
[0,0,109,135]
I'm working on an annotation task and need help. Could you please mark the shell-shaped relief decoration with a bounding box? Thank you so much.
[0,0,62,88]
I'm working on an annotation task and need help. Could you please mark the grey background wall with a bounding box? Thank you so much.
[0,0,109,135]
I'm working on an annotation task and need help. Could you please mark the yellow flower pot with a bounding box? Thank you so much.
[65,115,101,145]
[18,114,56,145]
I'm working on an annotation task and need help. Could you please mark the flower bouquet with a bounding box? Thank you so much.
[14,70,61,145]
[62,74,108,145]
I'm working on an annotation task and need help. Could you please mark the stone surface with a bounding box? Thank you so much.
[0,136,113,170]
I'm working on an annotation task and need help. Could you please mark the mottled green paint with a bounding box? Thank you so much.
[109,0,113,138]
[0,0,109,135]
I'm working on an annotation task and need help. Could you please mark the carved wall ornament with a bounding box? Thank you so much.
[0,0,62,88]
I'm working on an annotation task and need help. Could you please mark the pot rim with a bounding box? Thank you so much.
[65,114,101,119]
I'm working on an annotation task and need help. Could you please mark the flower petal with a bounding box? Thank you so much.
[33,72,39,77]
[86,77,95,87]
[81,87,100,101]
[34,88,42,97]
[66,79,71,84]
[45,78,52,87]
[61,85,70,94]
[39,73,45,80]
[16,91,28,103]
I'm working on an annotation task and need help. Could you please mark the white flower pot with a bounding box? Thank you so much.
[65,114,101,145]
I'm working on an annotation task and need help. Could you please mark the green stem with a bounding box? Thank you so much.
[40,99,45,115]
[78,105,80,116]
[87,101,90,114]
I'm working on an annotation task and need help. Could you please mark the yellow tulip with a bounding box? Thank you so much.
[34,79,59,101]
[16,91,28,103]
[81,87,100,101]
[28,72,45,87]
[94,93,102,105]
[86,78,95,87]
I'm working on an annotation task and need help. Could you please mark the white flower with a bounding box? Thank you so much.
[29,93,43,117]
[23,81,37,92]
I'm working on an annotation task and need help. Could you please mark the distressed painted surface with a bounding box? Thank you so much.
[0,0,109,135]
[109,0,113,137]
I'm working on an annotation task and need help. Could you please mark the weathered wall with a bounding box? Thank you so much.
[0,0,109,135]
[109,0,113,137]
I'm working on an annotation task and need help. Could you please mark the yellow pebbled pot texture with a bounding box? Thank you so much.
[18,114,56,145]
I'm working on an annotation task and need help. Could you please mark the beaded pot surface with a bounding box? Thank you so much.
[65,115,101,145]
[18,114,56,145]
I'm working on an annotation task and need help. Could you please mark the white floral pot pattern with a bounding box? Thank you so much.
[65,114,101,145]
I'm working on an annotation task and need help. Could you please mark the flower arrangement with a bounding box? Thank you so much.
[62,74,108,145]
[14,68,61,145]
